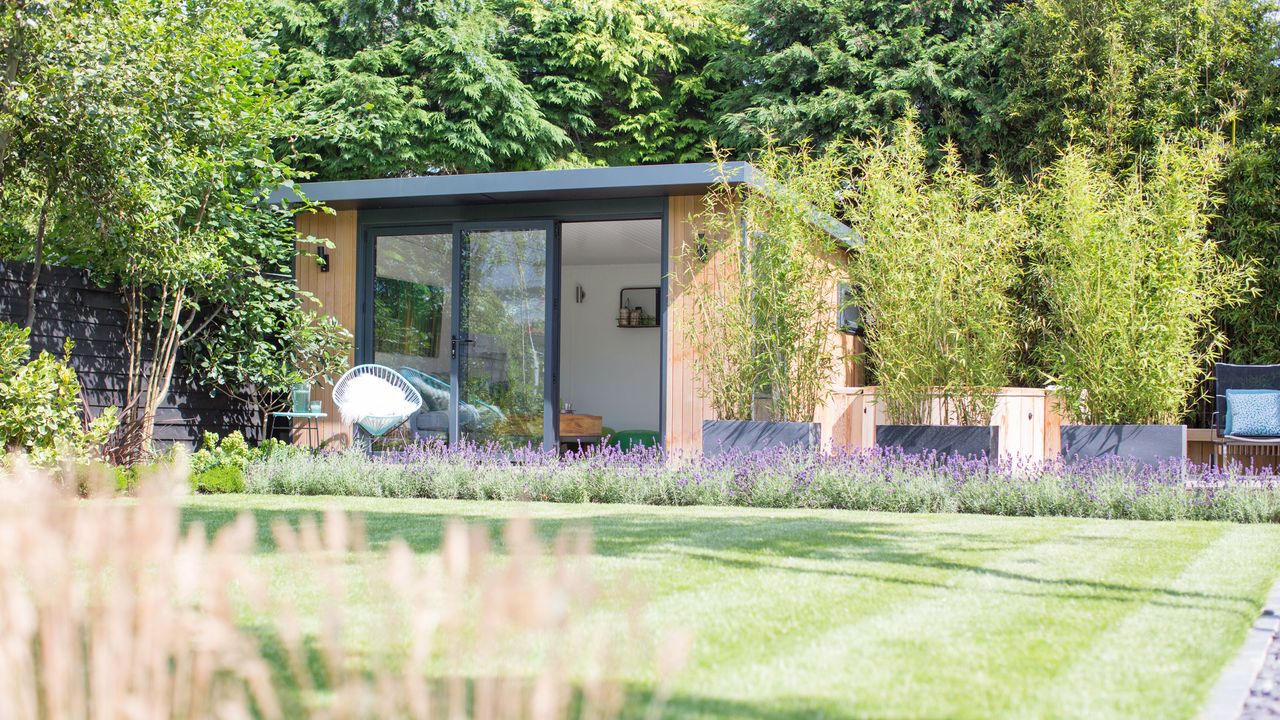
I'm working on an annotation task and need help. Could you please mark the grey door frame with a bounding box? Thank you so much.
[355,223,454,368]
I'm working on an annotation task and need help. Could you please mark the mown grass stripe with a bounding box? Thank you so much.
[1040,524,1279,719]
[642,515,1084,700]
[714,519,1220,718]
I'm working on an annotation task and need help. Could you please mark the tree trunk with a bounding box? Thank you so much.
[22,175,55,328]
[0,8,26,184]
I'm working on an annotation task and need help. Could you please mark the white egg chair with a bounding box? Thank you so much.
[331,364,423,449]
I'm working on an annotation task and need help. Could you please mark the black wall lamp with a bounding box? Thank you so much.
[317,246,330,272]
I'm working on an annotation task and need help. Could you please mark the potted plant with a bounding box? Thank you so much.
[848,116,1026,459]
[683,140,846,455]
[1031,142,1252,464]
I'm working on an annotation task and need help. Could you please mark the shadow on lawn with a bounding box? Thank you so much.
[181,504,1015,563]
[180,502,1254,615]
[623,687,863,720]
[245,624,856,720]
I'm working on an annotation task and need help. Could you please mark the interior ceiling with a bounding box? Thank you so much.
[561,219,661,266]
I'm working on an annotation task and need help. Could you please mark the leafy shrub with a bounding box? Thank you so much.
[189,431,297,493]
[245,441,1280,524]
[0,322,116,464]
[192,431,294,471]
[191,465,246,494]
[1031,142,1254,424]
[191,430,252,475]
[847,116,1026,425]
[114,464,138,493]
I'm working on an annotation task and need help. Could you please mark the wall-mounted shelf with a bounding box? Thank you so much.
[618,286,660,328]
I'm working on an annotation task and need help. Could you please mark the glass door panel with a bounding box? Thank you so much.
[372,231,453,440]
[455,224,552,448]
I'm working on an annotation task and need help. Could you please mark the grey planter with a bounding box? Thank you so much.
[875,424,1000,459]
[1060,424,1186,465]
[702,419,821,456]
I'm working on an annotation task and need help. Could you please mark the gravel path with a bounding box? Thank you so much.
[1241,619,1280,719]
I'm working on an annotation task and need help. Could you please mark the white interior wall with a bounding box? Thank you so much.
[559,263,661,432]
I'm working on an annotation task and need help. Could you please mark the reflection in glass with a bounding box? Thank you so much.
[459,228,547,448]
[373,233,452,438]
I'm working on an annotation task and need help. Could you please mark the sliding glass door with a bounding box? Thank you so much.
[369,229,454,440]
[453,222,556,449]
[367,221,557,449]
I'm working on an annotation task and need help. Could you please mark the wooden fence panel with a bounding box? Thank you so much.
[825,387,1060,462]
[294,209,358,447]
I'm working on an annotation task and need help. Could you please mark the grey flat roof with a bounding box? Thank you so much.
[268,161,859,244]
[268,162,755,210]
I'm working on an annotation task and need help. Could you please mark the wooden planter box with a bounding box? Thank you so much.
[875,424,1000,459]
[702,419,820,456]
[1060,425,1187,465]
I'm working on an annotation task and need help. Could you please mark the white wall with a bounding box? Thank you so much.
[560,263,661,432]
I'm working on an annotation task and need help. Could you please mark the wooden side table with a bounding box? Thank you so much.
[559,413,603,450]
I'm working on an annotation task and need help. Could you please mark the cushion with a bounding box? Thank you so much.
[338,374,418,427]
[399,367,450,412]
[413,410,449,432]
[1225,389,1280,437]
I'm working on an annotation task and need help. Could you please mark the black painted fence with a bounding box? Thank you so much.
[0,260,259,446]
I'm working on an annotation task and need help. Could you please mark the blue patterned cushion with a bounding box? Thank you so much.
[399,367,450,412]
[1225,389,1280,437]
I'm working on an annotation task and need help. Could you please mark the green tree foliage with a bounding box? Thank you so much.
[996,0,1280,173]
[0,0,351,460]
[713,0,1015,162]
[78,0,330,457]
[498,0,741,166]
[996,0,1280,366]
[272,0,740,178]
[274,0,570,178]
[1029,143,1253,425]
[1217,132,1280,363]
[847,117,1025,426]
[0,0,134,326]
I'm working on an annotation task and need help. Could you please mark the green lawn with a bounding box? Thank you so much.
[182,495,1280,720]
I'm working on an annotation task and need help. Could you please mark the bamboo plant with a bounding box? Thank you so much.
[846,116,1026,426]
[680,140,847,423]
[1029,141,1254,425]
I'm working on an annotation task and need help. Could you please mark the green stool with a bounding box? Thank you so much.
[609,430,660,451]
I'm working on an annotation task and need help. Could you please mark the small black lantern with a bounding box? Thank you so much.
[317,246,330,272]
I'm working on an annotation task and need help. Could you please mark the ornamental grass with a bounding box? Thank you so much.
[0,457,686,720]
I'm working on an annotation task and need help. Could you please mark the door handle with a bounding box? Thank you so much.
[450,336,474,359]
